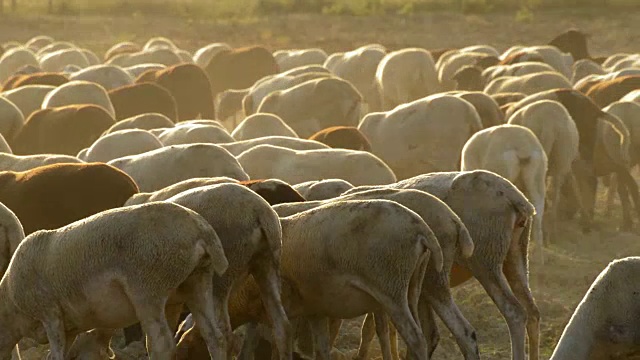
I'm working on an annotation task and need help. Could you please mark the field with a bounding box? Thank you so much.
[2,5,640,360]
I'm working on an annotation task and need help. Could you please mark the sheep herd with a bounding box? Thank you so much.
[0,28,638,360]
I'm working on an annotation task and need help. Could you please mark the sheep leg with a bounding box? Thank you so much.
[236,323,258,360]
[308,317,331,360]
[472,268,527,360]
[503,247,540,360]
[389,325,400,360]
[385,304,428,360]
[253,261,293,360]
[616,173,633,231]
[605,174,617,217]
[568,171,592,233]
[372,311,394,360]
[416,299,440,359]
[355,314,375,360]
[183,284,227,360]
[132,298,176,360]
[41,317,66,360]
[618,169,640,229]
[328,318,342,347]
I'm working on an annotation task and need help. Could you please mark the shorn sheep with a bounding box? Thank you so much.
[0,202,229,360]
[345,170,540,360]
[550,257,640,359]
[461,124,547,264]
[508,100,581,241]
[279,200,444,359]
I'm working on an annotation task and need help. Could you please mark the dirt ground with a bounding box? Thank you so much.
[2,8,640,360]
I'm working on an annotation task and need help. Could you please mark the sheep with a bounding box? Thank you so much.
[39,48,89,72]
[548,29,591,62]
[0,47,39,83]
[125,177,239,206]
[274,48,328,72]
[41,80,116,118]
[376,48,440,110]
[438,51,499,91]
[508,100,580,241]
[451,65,484,91]
[237,144,397,186]
[491,92,527,107]
[1,71,68,91]
[107,47,182,68]
[124,183,293,360]
[550,257,640,359]
[108,82,178,122]
[586,75,640,108]
[324,44,387,112]
[448,90,505,128]
[0,153,82,172]
[0,201,230,360]
[205,46,279,98]
[35,41,75,57]
[0,202,24,276]
[278,200,443,359]
[274,188,477,359]
[135,63,215,121]
[459,45,501,58]
[231,113,299,141]
[0,85,54,121]
[103,112,175,134]
[499,45,574,79]
[25,36,55,52]
[359,94,483,179]
[125,63,166,78]
[193,42,232,68]
[80,48,100,66]
[143,37,178,51]
[82,129,164,163]
[482,62,557,85]
[239,179,307,205]
[571,59,605,84]
[484,71,572,96]
[308,126,372,152]
[504,88,637,231]
[293,179,354,201]
[11,104,115,156]
[221,136,329,156]
[0,97,23,141]
[242,71,332,116]
[215,89,249,128]
[345,170,540,360]
[68,64,134,91]
[157,123,234,146]
[107,143,249,192]
[0,162,138,235]
[0,134,11,154]
[256,77,363,138]
[575,70,640,94]
[621,89,640,103]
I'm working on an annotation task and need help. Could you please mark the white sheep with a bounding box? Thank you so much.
[41,80,116,119]
[158,123,234,145]
[125,63,167,78]
[236,144,397,186]
[82,129,164,163]
[0,85,55,121]
[0,47,39,83]
[293,179,354,200]
[68,64,134,91]
[0,97,24,141]
[104,112,174,134]
[482,62,557,84]
[35,41,75,58]
[508,100,579,243]
[359,94,483,179]
[0,202,25,276]
[231,113,299,141]
[0,153,82,172]
[461,124,547,263]
[107,143,249,192]
[193,43,232,68]
[80,48,100,66]
[376,48,440,110]
[0,202,229,360]
[484,71,572,96]
[324,44,387,113]
[143,37,178,51]
[500,45,574,78]
[438,51,496,91]
[220,136,329,156]
[125,177,239,206]
[621,89,640,103]
[39,48,89,72]
[571,58,605,84]
[274,48,328,72]
[550,257,640,359]
[108,48,182,68]
[25,36,55,52]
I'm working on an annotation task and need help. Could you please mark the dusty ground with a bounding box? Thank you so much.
[2,8,640,360]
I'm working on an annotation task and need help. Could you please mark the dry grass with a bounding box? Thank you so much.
[2,9,640,360]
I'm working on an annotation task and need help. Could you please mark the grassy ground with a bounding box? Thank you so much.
[2,9,640,360]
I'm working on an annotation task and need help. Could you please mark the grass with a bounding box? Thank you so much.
[2,6,640,360]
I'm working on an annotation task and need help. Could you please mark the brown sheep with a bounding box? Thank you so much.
[1,72,68,91]
[239,179,307,205]
[11,104,115,156]
[308,126,372,152]
[204,46,279,97]
[586,75,640,108]
[108,82,178,122]
[548,28,591,62]
[135,63,216,121]
[0,162,139,235]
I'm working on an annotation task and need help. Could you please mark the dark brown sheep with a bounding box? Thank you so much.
[108,82,178,122]
[0,162,139,235]
[204,46,279,97]
[451,65,484,91]
[1,72,69,91]
[11,104,115,156]
[239,179,306,205]
[308,126,372,152]
[135,63,215,121]
[586,75,640,108]
[548,28,590,62]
